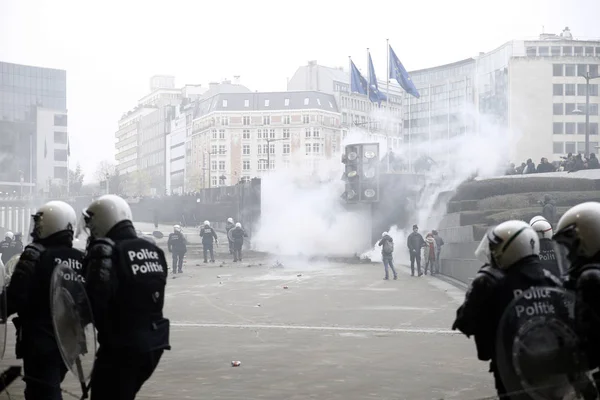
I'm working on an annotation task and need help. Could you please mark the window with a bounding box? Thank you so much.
[566,122,576,134]
[553,84,563,96]
[313,128,320,138]
[244,99,250,107]
[551,46,561,56]
[553,64,563,77]
[589,104,599,115]
[219,129,225,139]
[305,128,311,138]
[553,103,564,115]
[590,84,599,96]
[586,47,595,56]
[553,122,563,134]
[304,98,309,105]
[565,103,577,115]
[282,128,290,139]
[538,47,549,56]
[264,99,270,107]
[578,123,586,135]
[222,100,228,107]
[577,142,586,153]
[565,64,576,76]
[590,65,599,77]
[269,129,275,139]
[269,144,275,154]
[566,141,576,153]
[283,115,290,124]
[269,160,275,170]
[284,98,290,106]
[263,115,270,125]
[211,145,217,153]
[219,145,226,154]
[302,115,309,124]
[257,129,262,139]
[212,129,217,139]
[283,160,290,169]
[221,116,229,126]
[243,160,250,170]
[553,142,564,154]
[54,131,68,144]
[591,141,599,151]
[211,160,217,170]
[54,166,68,180]
[578,84,587,96]
[54,149,68,161]
[563,47,573,56]
[243,129,250,139]
[242,145,250,155]
[257,145,262,154]
[565,84,576,96]
[305,143,311,154]
[526,47,536,57]
[212,176,217,186]
[258,160,267,170]
[283,144,290,154]
[243,116,251,125]
[591,123,599,135]
[263,144,268,154]
[573,46,583,56]
[218,161,225,170]
[578,64,588,76]
[312,143,320,153]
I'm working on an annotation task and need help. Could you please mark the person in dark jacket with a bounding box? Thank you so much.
[523,158,537,174]
[231,223,248,262]
[536,157,556,173]
[378,232,397,280]
[167,225,187,274]
[541,194,557,227]
[199,220,218,263]
[0,231,14,265]
[407,225,426,277]
[225,217,235,255]
[530,216,561,279]
[432,230,444,274]
[588,153,600,169]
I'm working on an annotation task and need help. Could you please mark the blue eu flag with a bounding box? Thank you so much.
[350,60,368,96]
[368,52,387,104]
[389,45,420,98]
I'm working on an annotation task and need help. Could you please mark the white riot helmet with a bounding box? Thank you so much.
[79,195,133,238]
[530,215,548,226]
[227,218,234,224]
[29,201,77,241]
[235,222,242,228]
[174,225,181,232]
[4,231,13,241]
[530,218,553,239]
[553,202,600,272]
[475,220,540,270]
[204,220,210,227]
[382,231,388,237]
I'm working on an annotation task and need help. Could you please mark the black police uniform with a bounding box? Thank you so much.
[6,232,84,400]
[0,238,13,265]
[9,236,24,259]
[167,231,187,273]
[84,221,170,400]
[199,226,217,263]
[225,221,235,255]
[231,226,247,262]
[538,238,562,279]
[453,256,562,397]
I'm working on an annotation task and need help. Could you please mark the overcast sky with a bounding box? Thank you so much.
[1,0,598,182]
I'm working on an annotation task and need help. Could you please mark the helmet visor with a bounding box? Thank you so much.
[475,233,492,265]
[26,213,41,245]
[552,224,580,275]
[75,209,92,240]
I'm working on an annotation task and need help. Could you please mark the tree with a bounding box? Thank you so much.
[127,170,151,196]
[68,163,84,195]
[94,160,121,194]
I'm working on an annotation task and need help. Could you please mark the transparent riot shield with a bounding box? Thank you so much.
[50,264,96,396]
[4,254,20,285]
[495,286,592,400]
[227,228,234,243]
[0,266,7,360]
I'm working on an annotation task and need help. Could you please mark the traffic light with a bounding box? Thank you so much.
[341,143,380,203]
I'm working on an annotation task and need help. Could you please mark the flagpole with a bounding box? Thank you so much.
[366,48,370,120]
[348,56,352,130]
[386,39,390,173]
[408,95,412,173]
[428,83,432,157]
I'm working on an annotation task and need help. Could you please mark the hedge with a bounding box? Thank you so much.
[478,191,600,210]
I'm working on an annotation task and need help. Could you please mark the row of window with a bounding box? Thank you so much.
[529,46,600,58]
[553,122,599,135]
[54,114,67,126]
[553,103,599,115]
[210,127,323,141]
[553,141,600,155]
[552,64,599,77]
[553,83,599,96]
[222,98,334,109]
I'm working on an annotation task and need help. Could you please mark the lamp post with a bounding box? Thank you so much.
[573,72,600,157]
[263,137,286,171]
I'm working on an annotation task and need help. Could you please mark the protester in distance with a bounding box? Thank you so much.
[452,220,563,398]
[0,231,14,265]
[199,220,218,263]
[167,224,187,274]
[225,217,235,255]
[432,230,444,274]
[423,233,438,275]
[537,157,557,173]
[529,216,561,279]
[378,231,397,280]
[231,222,248,262]
[79,194,170,399]
[6,201,83,399]
[406,224,426,277]
[541,194,557,227]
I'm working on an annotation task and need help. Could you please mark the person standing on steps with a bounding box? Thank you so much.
[378,232,397,280]
[407,225,426,277]
[199,220,218,263]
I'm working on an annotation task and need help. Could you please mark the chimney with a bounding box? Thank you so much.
[209,82,218,90]
[234,75,240,84]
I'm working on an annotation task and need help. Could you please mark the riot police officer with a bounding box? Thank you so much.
[6,201,83,400]
[9,231,24,259]
[79,194,170,400]
[225,217,235,255]
[530,215,561,279]
[452,220,562,397]
[0,231,14,265]
[231,222,248,262]
[199,220,217,263]
[167,224,187,274]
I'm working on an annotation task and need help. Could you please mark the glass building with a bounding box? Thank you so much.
[0,61,67,191]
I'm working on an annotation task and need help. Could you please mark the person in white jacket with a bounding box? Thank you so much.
[422,232,438,275]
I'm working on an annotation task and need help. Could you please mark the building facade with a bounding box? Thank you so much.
[0,61,68,195]
[186,91,341,189]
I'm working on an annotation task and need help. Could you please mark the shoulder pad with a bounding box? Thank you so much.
[89,238,115,258]
[141,236,156,245]
[478,265,505,282]
[21,243,45,260]
[578,266,600,286]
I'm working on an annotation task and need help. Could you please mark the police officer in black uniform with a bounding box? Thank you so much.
[452,220,563,397]
[0,231,14,265]
[199,220,217,263]
[79,194,170,400]
[530,215,562,279]
[225,217,235,255]
[167,224,187,274]
[6,201,83,400]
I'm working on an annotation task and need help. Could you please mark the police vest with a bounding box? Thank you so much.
[201,228,214,241]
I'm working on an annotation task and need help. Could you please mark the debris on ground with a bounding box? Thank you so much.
[272,261,284,269]
[256,303,261,307]
[296,274,302,277]
[219,281,223,285]
[283,286,289,289]
[216,275,221,278]
[231,361,241,367]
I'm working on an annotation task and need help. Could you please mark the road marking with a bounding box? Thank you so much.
[171,322,458,335]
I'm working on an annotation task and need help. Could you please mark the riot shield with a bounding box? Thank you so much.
[0,266,7,360]
[4,254,20,284]
[50,264,96,393]
[152,230,164,239]
[495,286,592,400]
[227,228,234,243]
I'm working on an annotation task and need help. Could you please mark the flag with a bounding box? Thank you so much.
[389,45,420,98]
[350,60,368,96]
[368,52,387,104]
[44,138,47,158]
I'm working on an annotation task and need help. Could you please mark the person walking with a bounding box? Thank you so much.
[378,232,397,280]
[407,225,426,277]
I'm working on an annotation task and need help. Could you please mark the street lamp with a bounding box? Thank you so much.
[263,137,286,171]
[573,72,600,156]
